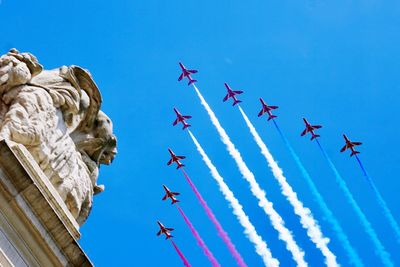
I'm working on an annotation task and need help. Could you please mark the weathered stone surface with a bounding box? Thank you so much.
[0,140,92,266]
[0,49,117,225]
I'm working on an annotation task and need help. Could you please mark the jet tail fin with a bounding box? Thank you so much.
[267,115,277,121]
[188,79,197,85]
[311,134,320,140]
[233,100,242,106]
[176,164,185,169]
[172,199,180,204]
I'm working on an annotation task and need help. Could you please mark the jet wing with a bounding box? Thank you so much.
[188,70,198,74]
[312,125,322,129]
[223,94,229,102]
[234,90,243,94]
[167,159,173,165]
[352,142,362,146]
[340,144,348,152]
[270,106,278,109]
[258,109,265,117]
[301,129,308,136]
[162,194,168,200]
[157,230,162,236]
[173,119,179,126]
[177,156,186,160]
[178,73,184,81]
[183,115,192,119]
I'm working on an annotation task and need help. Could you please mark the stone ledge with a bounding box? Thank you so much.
[0,140,93,267]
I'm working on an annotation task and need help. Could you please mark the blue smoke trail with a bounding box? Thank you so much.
[272,120,363,267]
[355,155,400,245]
[316,140,393,267]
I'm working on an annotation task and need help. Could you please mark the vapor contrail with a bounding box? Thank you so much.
[272,120,363,267]
[315,140,393,266]
[355,155,400,244]
[192,85,307,267]
[181,169,247,267]
[171,240,192,267]
[188,130,279,267]
[238,107,338,267]
[176,205,220,267]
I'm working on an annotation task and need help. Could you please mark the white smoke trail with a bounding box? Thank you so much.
[188,130,279,267]
[272,121,363,267]
[192,85,307,267]
[238,107,338,267]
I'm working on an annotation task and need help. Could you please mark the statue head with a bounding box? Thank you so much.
[92,111,117,165]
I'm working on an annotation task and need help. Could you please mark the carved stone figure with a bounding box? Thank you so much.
[0,49,117,225]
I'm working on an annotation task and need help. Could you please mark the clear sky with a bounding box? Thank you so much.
[1,1,400,266]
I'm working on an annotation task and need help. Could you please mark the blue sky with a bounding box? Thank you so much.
[1,0,400,266]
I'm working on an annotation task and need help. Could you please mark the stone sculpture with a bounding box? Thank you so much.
[0,49,117,225]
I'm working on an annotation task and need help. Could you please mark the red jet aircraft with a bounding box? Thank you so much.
[173,108,192,130]
[258,98,278,120]
[156,221,174,239]
[167,148,185,169]
[301,118,322,140]
[178,62,198,85]
[340,134,362,157]
[162,185,180,204]
[223,83,243,106]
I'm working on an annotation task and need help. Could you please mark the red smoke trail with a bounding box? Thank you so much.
[171,240,191,267]
[177,205,220,267]
[181,169,247,267]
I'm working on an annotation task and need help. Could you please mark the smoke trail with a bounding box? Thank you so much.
[272,120,363,267]
[188,130,279,267]
[176,205,221,267]
[355,155,400,244]
[181,169,247,267]
[315,140,393,266]
[171,240,192,267]
[192,85,307,267]
[238,107,338,267]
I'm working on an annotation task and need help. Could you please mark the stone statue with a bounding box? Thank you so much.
[0,49,117,225]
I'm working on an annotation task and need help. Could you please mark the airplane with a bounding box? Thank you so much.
[223,83,243,106]
[178,62,198,85]
[340,134,362,157]
[167,148,186,169]
[162,185,180,204]
[173,108,192,130]
[258,98,278,120]
[301,118,322,140]
[156,221,174,239]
